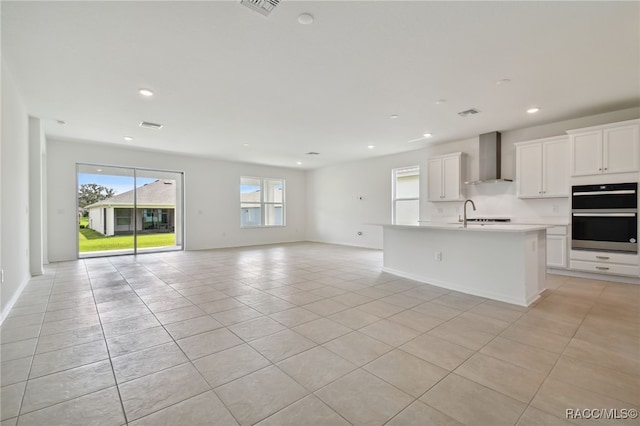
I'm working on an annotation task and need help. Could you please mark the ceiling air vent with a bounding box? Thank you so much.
[139,121,163,130]
[305,152,320,155]
[240,0,280,17]
[458,108,480,117]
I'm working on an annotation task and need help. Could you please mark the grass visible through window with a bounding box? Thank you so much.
[78,226,175,252]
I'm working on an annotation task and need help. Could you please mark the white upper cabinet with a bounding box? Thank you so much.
[604,124,640,174]
[569,120,639,176]
[428,152,463,201]
[515,136,569,198]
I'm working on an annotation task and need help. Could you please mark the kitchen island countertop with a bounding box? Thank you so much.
[382,223,552,233]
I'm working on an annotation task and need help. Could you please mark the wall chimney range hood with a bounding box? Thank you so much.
[465,131,513,185]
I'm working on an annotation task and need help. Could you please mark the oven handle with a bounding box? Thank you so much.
[572,213,637,217]
[572,190,636,196]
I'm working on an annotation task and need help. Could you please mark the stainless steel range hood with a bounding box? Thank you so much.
[465,131,513,185]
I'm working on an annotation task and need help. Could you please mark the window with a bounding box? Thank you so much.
[241,177,285,227]
[392,166,420,225]
[115,208,132,226]
[143,209,171,230]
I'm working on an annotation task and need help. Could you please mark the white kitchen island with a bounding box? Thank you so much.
[381,223,551,306]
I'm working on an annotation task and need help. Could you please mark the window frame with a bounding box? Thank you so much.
[240,176,286,228]
[392,165,420,225]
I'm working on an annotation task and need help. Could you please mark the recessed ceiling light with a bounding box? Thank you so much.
[423,133,433,138]
[242,143,249,147]
[368,145,375,149]
[296,161,302,165]
[435,99,447,105]
[123,136,133,141]
[97,169,102,172]
[298,13,314,24]
[389,114,399,119]
[496,78,511,85]
[527,107,540,114]
[139,88,154,97]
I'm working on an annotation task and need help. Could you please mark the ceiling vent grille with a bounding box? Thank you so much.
[240,0,280,17]
[139,121,163,130]
[458,108,480,117]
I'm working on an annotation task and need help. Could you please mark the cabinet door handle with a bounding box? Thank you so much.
[598,168,602,171]
[596,266,610,270]
[596,256,610,260]
[604,168,608,171]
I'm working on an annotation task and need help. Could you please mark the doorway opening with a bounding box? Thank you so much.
[77,164,184,258]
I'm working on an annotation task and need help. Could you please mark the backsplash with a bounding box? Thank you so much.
[424,181,570,224]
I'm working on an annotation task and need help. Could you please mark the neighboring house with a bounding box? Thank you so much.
[240,186,284,227]
[85,180,176,236]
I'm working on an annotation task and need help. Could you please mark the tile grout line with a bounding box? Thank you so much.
[109,253,245,426]
[7,244,637,425]
[505,280,605,426]
[13,263,58,422]
[89,257,131,425]
[524,280,639,410]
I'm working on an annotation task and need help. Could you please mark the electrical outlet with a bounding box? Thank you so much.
[434,251,442,261]
[552,205,559,213]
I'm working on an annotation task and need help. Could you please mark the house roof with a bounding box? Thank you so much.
[86,180,176,208]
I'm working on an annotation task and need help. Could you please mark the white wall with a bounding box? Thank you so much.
[29,116,46,275]
[307,107,640,249]
[46,139,307,261]
[1,59,31,321]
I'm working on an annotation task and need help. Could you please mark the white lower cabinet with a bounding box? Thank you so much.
[570,250,640,277]
[546,226,567,268]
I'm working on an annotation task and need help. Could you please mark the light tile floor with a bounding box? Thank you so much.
[1,242,638,425]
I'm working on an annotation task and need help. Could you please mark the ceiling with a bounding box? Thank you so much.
[2,1,639,169]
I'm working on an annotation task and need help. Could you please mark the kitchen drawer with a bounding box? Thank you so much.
[570,250,639,265]
[570,260,639,277]
[547,226,568,236]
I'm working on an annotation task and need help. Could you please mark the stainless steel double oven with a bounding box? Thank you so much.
[571,182,638,253]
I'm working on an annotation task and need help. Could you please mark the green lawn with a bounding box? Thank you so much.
[79,227,175,252]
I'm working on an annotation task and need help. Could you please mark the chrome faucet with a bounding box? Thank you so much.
[463,199,476,228]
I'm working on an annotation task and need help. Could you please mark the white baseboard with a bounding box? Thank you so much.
[0,274,32,326]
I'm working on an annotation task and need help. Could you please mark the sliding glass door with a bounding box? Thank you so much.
[134,168,183,253]
[77,164,184,258]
